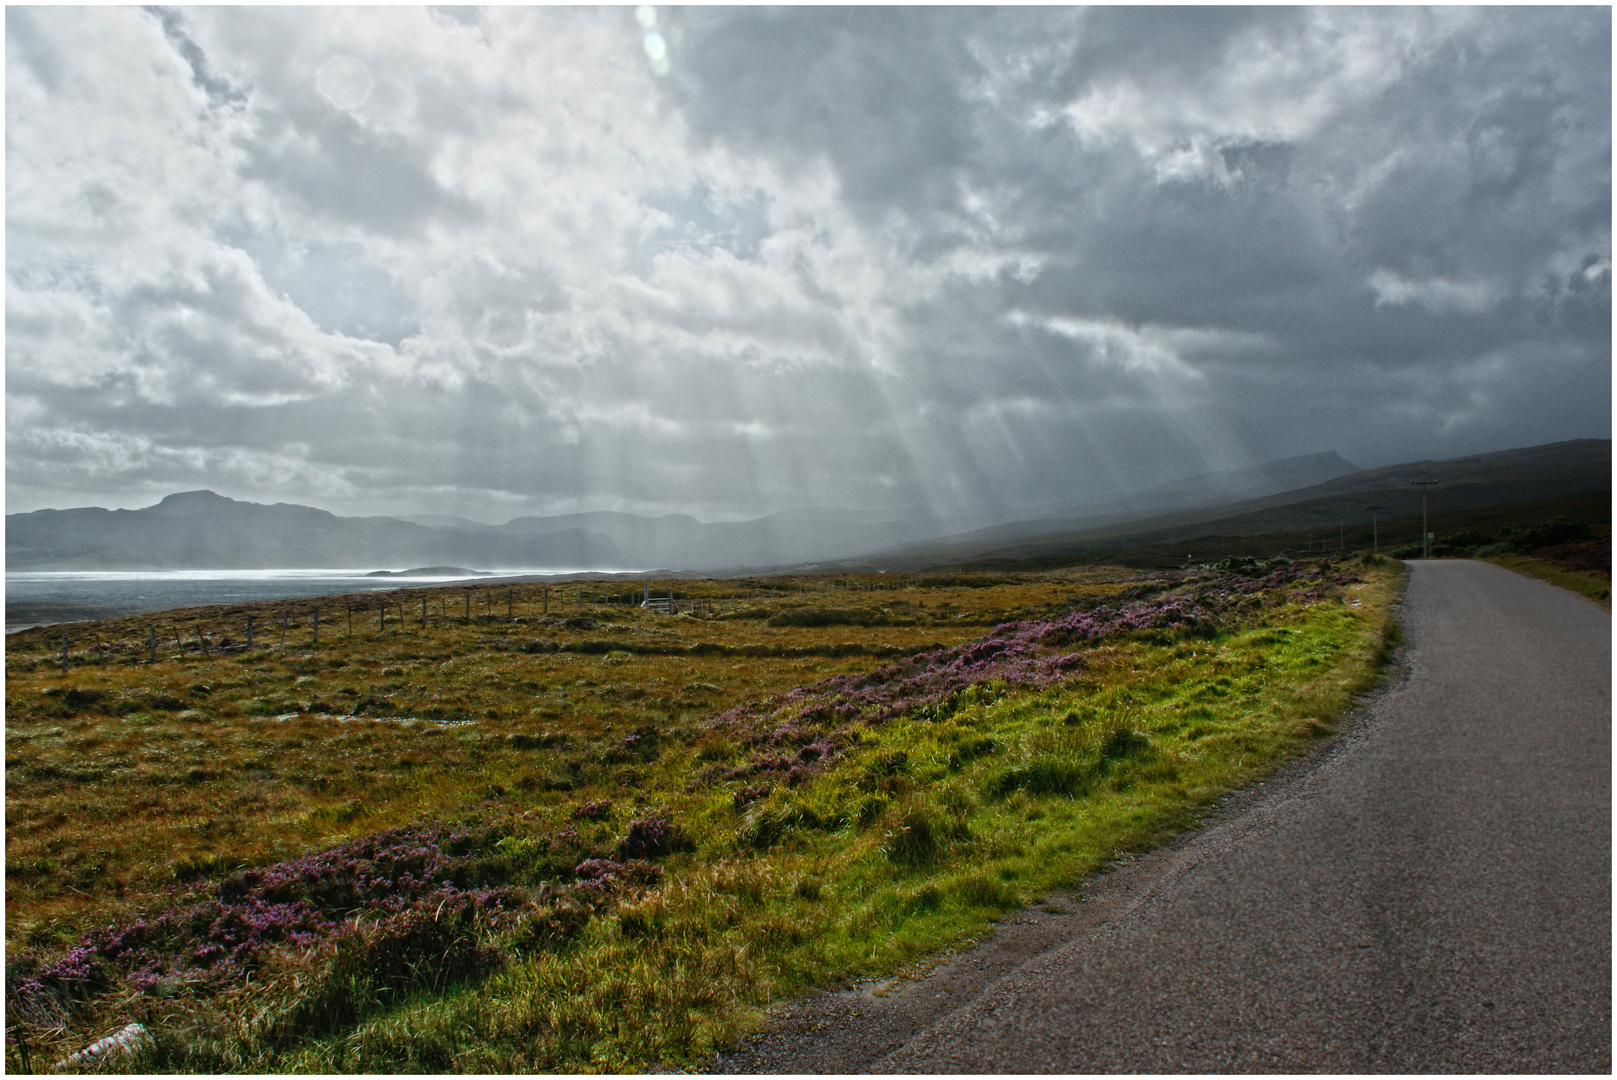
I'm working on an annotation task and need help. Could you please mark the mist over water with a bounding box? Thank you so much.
[5,568,649,630]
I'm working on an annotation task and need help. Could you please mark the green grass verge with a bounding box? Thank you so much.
[1484,555,1611,608]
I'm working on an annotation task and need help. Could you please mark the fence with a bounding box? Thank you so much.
[34,577,944,669]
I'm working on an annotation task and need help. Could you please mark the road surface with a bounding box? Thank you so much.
[719,560,1611,1073]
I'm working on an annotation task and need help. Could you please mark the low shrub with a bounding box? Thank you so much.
[1505,516,1593,552]
[618,818,694,860]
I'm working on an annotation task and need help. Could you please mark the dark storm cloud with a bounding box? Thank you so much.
[672,7,987,214]
[6,7,1609,524]
[669,6,1608,464]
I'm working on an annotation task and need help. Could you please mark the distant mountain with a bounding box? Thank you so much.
[4,492,940,572]
[394,514,496,531]
[5,491,626,572]
[845,439,1611,570]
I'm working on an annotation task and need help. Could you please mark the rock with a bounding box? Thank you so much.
[52,1022,150,1071]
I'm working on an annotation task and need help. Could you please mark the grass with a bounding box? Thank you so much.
[1484,554,1611,608]
[5,556,1403,1073]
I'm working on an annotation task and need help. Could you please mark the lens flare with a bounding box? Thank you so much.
[642,30,670,76]
[316,56,371,110]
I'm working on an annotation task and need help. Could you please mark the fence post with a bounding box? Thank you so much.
[422,596,428,627]
[246,616,253,649]
[312,607,319,645]
[508,588,513,620]
[61,632,68,675]
[150,625,158,662]
[544,584,549,614]
[379,601,385,631]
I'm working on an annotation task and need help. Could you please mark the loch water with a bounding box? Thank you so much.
[4,568,615,631]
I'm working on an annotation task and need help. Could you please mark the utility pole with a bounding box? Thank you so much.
[1410,480,1438,558]
[1362,504,1389,555]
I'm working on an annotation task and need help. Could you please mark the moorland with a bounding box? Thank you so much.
[8,556,1402,1071]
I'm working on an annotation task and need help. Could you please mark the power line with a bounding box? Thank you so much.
[1496,349,1611,439]
[1543,389,1610,431]
[1522,361,1613,436]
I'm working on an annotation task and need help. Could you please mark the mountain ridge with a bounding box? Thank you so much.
[10,442,1602,573]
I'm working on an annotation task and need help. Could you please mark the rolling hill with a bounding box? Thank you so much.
[838,439,1611,571]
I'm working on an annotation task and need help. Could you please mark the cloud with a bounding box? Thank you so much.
[5,6,1610,526]
[1367,270,1505,315]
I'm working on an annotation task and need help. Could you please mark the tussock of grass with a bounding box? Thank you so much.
[6,558,1402,1073]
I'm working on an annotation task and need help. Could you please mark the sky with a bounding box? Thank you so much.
[6,5,1611,527]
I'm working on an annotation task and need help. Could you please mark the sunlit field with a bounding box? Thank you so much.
[6,556,1402,1072]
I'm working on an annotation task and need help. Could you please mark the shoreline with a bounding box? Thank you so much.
[4,567,698,635]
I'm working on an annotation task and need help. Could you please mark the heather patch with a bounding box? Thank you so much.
[5,817,680,1054]
[706,558,1357,782]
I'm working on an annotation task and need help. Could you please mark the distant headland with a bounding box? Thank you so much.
[365,567,491,578]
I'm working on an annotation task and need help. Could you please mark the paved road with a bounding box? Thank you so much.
[873,561,1610,1072]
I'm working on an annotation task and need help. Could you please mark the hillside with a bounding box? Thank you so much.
[842,439,1611,570]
